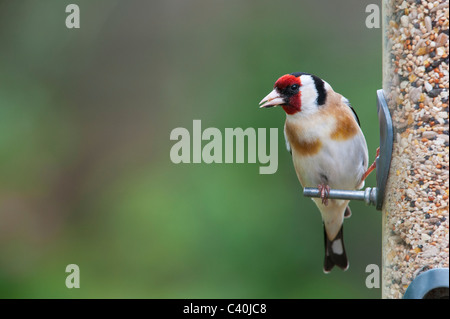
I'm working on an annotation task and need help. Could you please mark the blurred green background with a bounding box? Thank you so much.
[0,0,382,298]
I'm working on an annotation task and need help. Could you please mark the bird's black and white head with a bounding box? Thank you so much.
[259,72,331,116]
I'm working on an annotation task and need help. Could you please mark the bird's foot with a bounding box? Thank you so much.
[361,147,380,183]
[317,184,331,206]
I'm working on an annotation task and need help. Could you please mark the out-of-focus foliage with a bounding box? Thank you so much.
[0,0,382,298]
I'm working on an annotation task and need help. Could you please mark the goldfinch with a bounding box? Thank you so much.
[259,72,369,273]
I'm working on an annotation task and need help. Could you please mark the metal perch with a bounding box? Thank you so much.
[303,187,378,206]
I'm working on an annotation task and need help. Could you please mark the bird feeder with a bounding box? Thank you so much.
[304,0,449,299]
[381,0,449,299]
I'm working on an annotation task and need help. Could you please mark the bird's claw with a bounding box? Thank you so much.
[317,184,331,206]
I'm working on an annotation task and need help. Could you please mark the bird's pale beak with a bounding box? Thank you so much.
[259,89,284,108]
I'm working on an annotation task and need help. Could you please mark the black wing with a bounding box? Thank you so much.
[342,97,361,127]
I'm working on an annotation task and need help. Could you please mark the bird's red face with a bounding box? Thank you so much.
[259,74,302,115]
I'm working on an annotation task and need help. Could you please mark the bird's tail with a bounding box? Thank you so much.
[323,225,348,273]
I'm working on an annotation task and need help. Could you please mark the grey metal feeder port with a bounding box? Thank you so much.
[403,268,449,299]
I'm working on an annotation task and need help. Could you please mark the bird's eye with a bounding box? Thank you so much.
[290,84,299,91]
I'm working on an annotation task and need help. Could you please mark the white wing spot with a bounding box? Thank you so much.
[331,239,344,255]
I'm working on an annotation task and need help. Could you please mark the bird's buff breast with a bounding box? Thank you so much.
[284,117,326,157]
[286,130,365,189]
[284,106,364,188]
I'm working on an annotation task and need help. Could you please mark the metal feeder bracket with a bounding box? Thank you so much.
[303,89,393,211]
